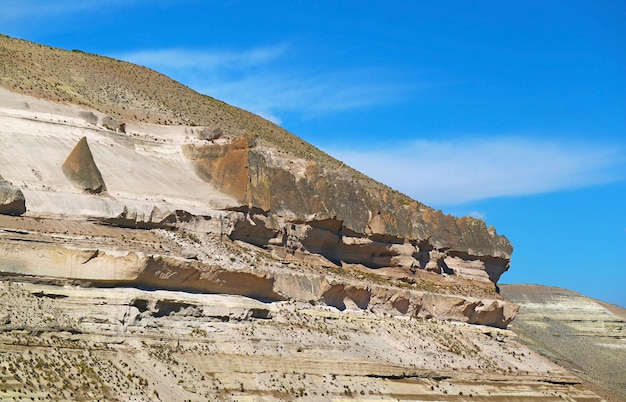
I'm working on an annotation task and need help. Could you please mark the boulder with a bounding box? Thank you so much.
[62,136,107,194]
[102,116,126,133]
[0,176,26,215]
[197,127,223,141]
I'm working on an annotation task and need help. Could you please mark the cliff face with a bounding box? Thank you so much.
[0,34,610,401]
[0,34,512,289]
[184,134,512,284]
[0,34,516,320]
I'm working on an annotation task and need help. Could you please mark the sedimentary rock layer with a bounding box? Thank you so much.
[0,87,511,286]
[0,34,513,287]
[502,284,626,401]
[0,280,604,401]
[0,227,516,328]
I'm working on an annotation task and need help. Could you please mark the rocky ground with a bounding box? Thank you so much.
[0,280,601,401]
[0,35,613,400]
[501,284,626,402]
[0,209,608,400]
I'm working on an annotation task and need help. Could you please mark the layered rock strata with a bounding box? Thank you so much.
[0,77,518,332]
[502,284,626,401]
[0,280,603,401]
[0,86,512,287]
[0,216,517,328]
[0,34,516,328]
[0,34,610,401]
[0,34,513,284]
[184,136,512,282]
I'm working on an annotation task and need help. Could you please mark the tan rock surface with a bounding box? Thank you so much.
[0,34,513,281]
[62,136,107,193]
[0,214,516,328]
[0,84,514,295]
[0,176,25,216]
[502,284,626,401]
[0,280,603,401]
[0,34,609,400]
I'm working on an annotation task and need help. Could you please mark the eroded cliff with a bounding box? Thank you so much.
[0,34,517,323]
[0,34,611,401]
[184,134,512,283]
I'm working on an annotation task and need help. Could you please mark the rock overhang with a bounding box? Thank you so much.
[0,35,516,329]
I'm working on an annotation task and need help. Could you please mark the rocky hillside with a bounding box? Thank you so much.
[501,284,626,402]
[0,34,607,400]
[0,280,602,401]
[0,34,512,275]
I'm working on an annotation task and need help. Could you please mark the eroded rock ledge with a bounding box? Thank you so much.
[183,136,512,253]
[182,135,512,284]
[95,203,510,285]
[0,228,517,328]
[0,86,516,329]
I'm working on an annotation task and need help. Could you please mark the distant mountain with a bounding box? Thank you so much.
[501,284,626,401]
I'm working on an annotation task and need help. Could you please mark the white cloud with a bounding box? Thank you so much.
[114,47,409,124]
[117,46,286,70]
[196,70,405,124]
[0,0,140,20]
[467,211,486,219]
[327,137,626,206]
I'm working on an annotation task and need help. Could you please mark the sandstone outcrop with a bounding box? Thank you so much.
[0,176,26,216]
[62,136,107,194]
[184,136,512,283]
[0,34,512,284]
[0,221,516,328]
[0,39,518,327]
[0,36,516,324]
[0,34,609,401]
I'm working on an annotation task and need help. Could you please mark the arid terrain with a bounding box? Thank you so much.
[501,284,626,402]
[0,278,601,401]
[0,34,618,400]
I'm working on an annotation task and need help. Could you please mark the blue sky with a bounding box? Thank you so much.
[2,1,625,306]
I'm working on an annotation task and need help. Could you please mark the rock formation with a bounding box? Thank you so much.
[102,115,126,133]
[0,280,603,401]
[183,135,513,283]
[0,176,26,215]
[62,136,107,194]
[501,284,626,401]
[0,34,609,400]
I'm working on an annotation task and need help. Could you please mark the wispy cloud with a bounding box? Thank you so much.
[328,137,626,206]
[467,211,486,219]
[115,46,410,124]
[197,69,407,124]
[117,46,287,70]
[0,0,140,20]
